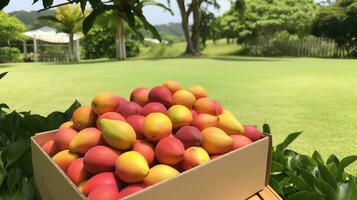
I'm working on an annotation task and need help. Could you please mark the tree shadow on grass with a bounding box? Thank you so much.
[0,64,13,69]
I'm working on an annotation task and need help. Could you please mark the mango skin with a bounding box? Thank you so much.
[187,85,208,99]
[210,154,222,160]
[41,140,58,157]
[148,86,173,108]
[82,172,121,196]
[133,140,155,166]
[243,125,263,141]
[116,101,142,118]
[130,87,149,106]
[52,150,79,171]
[143,113,172,142]
[53,128,77,151]
[183,147,210,170]
[175,126,202,149]
[91,92,120,115]
[231,135,253,150]
[168,105,192,129]
[201,127,233,154]
[59,121,74,130]
[118,184,146,199]
[194,98,222,115]
[115,151,149,183]
[192,113,218,131]
[88,186,120,200]
[78,180,87,192]
[72,106,97,131]
[217,109,244,135]
[126,115,145,139]
[163,80,182,94]
[69,128,104,154]
[143,164,179,186]
[172,89,196,108]
[96,112,125,130]
[140,102,168,116]
[100,119,136,150]
[67,158,90,186]
[155,135,185,166]
[83,145,121,174]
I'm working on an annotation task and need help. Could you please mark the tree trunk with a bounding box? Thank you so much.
[69,33,78,62]
[116,16,126,60]
[191,0,202,55]
[177,0,195,55]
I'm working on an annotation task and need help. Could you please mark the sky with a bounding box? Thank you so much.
[3,0,232,25]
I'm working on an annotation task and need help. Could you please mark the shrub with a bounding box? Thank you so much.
[82,25,140,59]
[0,47,22,63]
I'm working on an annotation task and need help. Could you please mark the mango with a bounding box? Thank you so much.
[118,184,146,199]
[88,186,120,200]
[143,113,172,142]
[100,119,136,150]
[115,151,150,183]
[172,89,196,108]
[155,135,185,166]
[52,150,79,171]
[140,102,168,116]
[191,109,198,119]
[182,147,210,170]
[67,158,90,186]
[59,121,74,130]
[126,115,145,139]
[53,128,77,150]
[175,126,202,148]
[72,106,97,131]
[168,105,192,129]
[116,101,142,118]
[82,172,121,196]
[231,135,253,150]
[148,86,172,107]
[96,112,125,130]
[217,109,244,135]
[143,164,179,186]
[83,145,121,174]
[192,113,218,131]
[78,180,87,192]
[210,154,222,160]
[41,140,58,157]
[69,128,104,154]
[133,140,155,165]
[187,85,207,99]
[243,125,263,141]
[194,98,222,115]
[91,92,120,114]
[163,80,182,94]
[130,87,149,106]
[201,127,233,154]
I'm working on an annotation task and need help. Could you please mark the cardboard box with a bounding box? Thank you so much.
[31,130,272,200]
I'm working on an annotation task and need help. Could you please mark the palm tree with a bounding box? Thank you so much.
[40,4,88,62]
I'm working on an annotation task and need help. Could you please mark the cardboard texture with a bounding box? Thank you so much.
[31,130,273,200]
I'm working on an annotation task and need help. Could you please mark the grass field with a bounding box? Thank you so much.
[1,56,357,173]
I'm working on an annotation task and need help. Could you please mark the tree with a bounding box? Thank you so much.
[40,5,88,62]
[174,0,220,55]
[0,11,26,43]
[312,0,357,57]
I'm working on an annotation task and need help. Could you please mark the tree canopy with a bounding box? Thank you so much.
[0,11,26,41]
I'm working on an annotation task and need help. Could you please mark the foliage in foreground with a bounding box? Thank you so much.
[0,72,356,199]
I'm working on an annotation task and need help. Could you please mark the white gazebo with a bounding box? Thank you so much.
[23,26,81,62]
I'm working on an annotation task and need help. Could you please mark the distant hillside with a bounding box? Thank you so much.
[155,23,184,38]
[9,10,54,25]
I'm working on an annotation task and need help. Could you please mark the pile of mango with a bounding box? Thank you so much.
[41,80,263,200]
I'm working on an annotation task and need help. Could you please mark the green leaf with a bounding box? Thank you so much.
[327,154,339,166]
[337,156,357,181]
[315,179,338,200]
[80,0,87,12]
[7,167,22,192]
[88,0,102,9]
[21,177,35,200]
[262,123,270,134]
[0,103,9,109]
[0,0,10,10]
[0,153,5,187]
[141,0,174,15]
[42,0,54,9]
[299,168,317,189]
[271,160,284,175]
[137,14,162,41]
[287,191,313,200]
[289,173,311,191]
[83,8,107,34]
[337,178,357,200]
[64,100,81,119]
[46,112,66,130]
[276,131,302,152]
[5,140,30,168]
[312,151,324,164]
[269,177,284,196]
[317,160,337,189]
[0,72,8,80]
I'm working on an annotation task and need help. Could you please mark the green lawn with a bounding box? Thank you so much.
[1,56,357,173]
